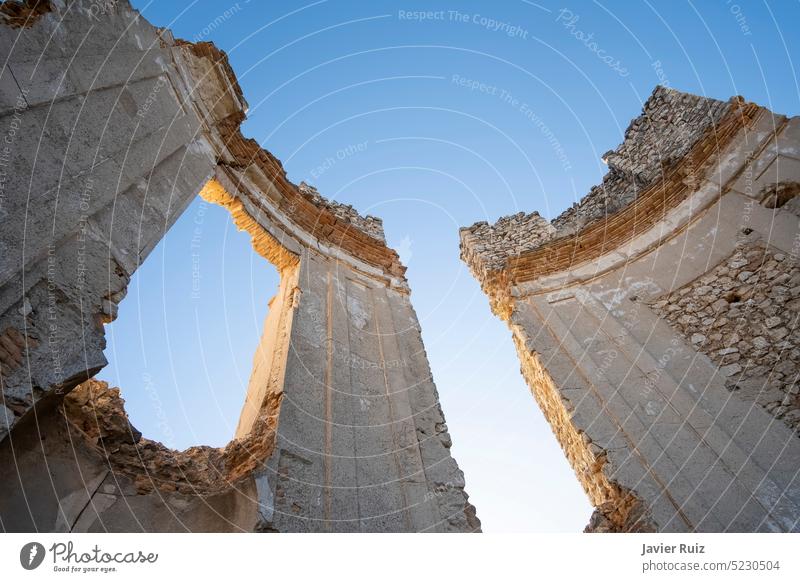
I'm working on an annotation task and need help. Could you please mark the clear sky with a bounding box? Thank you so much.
[100,0,800,532]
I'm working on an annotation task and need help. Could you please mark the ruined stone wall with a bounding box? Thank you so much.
[299,181,386,243]
[459,211,555,276]
[650,242,800,433]
[0,0,478,532]
[552,88,731,233]
[461,86,800,532]
[459,87,733,283]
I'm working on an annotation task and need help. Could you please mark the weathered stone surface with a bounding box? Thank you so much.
[461,86,800,532]
[63,380,246,496]
[0,0,52,29]
[650,242,800,433]
[460,87,732,286]
[554,87,730,234]
[298,181,386,243]
[460,211,555,275]
[584,491,657,533]
[0,0,478,532]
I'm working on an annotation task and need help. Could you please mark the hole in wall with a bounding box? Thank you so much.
[761,181,800,209]
[64,179,300,496]
[724,291,742,304]
[97,195,281,450]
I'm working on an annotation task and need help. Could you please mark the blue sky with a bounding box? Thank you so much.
[101,0,800,531]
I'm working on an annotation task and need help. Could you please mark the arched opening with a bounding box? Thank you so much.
[62,179,301,497]
[97,195,279,449]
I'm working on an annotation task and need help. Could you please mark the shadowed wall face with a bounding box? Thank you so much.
[461,87,800,532]
[0,0,478,533]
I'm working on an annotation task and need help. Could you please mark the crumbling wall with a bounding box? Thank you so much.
[553,88,730,233]
[0,5,223,443]
[650,242,800,432]
[511,329,657,532]
[461,86,800,532]
[0,0,52,28]
[62,379,278,496]
[298,182,386,243]
[460,87,735,288]
[459,211,555,276]
[0,0,478,533]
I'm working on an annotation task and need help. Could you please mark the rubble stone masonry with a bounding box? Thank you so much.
[461,86,800,532]
[0,0,478,532]
[650,242,800,433]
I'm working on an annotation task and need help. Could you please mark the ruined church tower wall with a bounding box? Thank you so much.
[461,87,800,532]
[0,0,478,533]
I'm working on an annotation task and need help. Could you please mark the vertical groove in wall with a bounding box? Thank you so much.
[384,289,435,521]
[521,299,690,530]
[372,292,412,531]
[343,278,361,531]
[578,294,784,529]
[323,269,334,530]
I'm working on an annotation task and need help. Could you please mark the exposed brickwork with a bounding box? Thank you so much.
[299,182,386,243]
[553,87,730,234]
[459,212,554,275]
[460,92,760,318]
[0,0,477,532]
[460,88,731,273]
[0,0,51,28]
[650,242,800,433]
[461,80,800,531]
[183,41,404,277]
[63,379,281,495]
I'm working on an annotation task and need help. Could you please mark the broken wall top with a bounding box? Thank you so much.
[459,86,764,316]
[168,37,400,277]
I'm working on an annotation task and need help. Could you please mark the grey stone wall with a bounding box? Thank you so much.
[299,181,386,243]
[0,0,478,532]
[553,87,730,233]
[0,0,222,441]
[650,242,800,432]
[460,87,732,277]
[461,87,800,531]
[459,211,555,275]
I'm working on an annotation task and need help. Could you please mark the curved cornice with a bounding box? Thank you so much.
[465,97,766,319]
[176,40,407,283]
